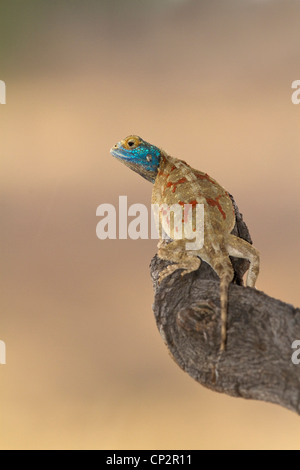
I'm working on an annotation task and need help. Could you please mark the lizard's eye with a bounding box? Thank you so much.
[123,136,140,150]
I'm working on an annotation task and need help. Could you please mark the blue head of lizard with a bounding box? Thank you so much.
[110,135,161,183]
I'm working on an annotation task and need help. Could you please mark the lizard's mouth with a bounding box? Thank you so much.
[110,147,130,160]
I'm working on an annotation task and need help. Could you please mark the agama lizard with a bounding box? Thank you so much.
[111,135,260,351]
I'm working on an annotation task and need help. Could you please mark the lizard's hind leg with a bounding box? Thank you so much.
[157,240,201,284]
[226,234,260,287]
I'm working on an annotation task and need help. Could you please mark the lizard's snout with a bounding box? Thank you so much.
[110,142,120,155]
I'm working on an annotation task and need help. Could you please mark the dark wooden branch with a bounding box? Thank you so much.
[150,196,300,414]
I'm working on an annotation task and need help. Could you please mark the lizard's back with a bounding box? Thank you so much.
[152,153,236,241]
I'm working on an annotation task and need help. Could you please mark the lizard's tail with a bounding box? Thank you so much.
[219,270,234,351]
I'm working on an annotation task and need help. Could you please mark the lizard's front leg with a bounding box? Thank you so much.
[157,239,201,284]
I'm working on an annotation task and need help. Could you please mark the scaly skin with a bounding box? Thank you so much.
[111,135,260,351]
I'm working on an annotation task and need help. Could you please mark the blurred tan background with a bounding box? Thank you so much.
[1,0,300,450]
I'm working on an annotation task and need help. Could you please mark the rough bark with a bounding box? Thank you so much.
[150,195,300,414]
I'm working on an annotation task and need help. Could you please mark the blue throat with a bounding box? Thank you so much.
[110,136,162,183]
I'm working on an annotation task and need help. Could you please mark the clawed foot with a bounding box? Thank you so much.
[158,264,196,284]
[158,264,181,284]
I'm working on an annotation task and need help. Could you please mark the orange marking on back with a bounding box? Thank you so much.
[196,173,216,185]
[180,160,190,167]
[178,199,198,207]
[177,200,199,223]
[177,177,187,184]
[189,199,198,208]
[158,170,169,178]
[206,195,226,219]
[166,177,187,193]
